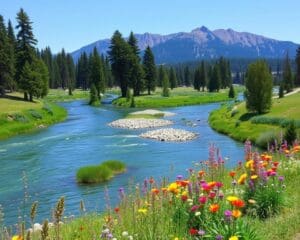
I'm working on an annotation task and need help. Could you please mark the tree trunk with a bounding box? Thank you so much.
[24,92,28,101]
[29,93,33,102]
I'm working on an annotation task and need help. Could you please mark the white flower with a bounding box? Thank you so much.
[122,231,129,237]
[195,211,201,217]
[102,228,110,234]
[128,236,133,240]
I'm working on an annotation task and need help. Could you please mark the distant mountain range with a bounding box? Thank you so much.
[71,26,299,64]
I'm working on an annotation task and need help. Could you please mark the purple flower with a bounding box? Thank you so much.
[177,174,183,180]
[119,187,125,199]
[216,235,224,240]
[224,210,232,217]
[278,176,284,182]
[198,229,205,236]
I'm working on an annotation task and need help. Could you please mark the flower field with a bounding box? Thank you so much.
[3,142,300,240]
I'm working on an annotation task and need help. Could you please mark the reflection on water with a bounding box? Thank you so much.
[0,100,244,226]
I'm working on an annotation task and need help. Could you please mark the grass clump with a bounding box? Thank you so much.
[76,160,126,184]
[125,113,164,119]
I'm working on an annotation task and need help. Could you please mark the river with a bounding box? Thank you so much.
[0,100,244,226]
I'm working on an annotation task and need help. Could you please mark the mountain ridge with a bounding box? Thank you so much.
[71,26,299,63]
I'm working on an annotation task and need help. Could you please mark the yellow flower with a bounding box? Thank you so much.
[168,182,179,194]
[138,208,147,214]
[250,175,258,180]
[12,236,23,240]
[226,196,238,202]
[245,160,254,168]
[238,173,247,184]
[229,236,239,240]
[174,238,179,240]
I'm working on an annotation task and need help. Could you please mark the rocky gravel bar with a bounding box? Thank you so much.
[140,128,197,142]
[108,119,173,129]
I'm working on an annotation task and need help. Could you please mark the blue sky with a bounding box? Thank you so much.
[1,0,299,53]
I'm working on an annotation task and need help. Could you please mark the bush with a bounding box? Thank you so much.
[284,121,297,146]
[76,160,126,184]
[28,109,43,119]
[256,131,280,149]
[43,104,53,115]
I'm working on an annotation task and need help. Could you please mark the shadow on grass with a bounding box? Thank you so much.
[0,94,38,103]
[239,112,258,121]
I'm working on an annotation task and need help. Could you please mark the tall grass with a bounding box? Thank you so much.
[76,160,126,184]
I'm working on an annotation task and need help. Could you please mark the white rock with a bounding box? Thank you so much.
[140,128,197,142]
[108,119,173,129]
[33,223,42,232]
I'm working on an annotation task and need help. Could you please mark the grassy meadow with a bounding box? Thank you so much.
[113,87,239,108]
[0,93,67,140]
[209,92,300,148]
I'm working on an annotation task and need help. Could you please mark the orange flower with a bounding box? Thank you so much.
[232,209,242,218]
[231,199,245,208]
[198,170,205,177]
[229,171,236,178]
[209,203,220,213]
[151,188,159,195]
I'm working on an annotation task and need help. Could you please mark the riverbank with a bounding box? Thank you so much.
[0,93,67,140]
[45,89,89,102]
[209,92,300,148]
[113,87,237,108]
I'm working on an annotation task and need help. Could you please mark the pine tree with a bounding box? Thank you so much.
[108,30,132,97]
[296,47,300,86]
[278,83,284,98]
[6,19,16,91]
[282,52,293,92]
[56,49,69,89]
[199,61,206,91]
[143,46,156,95]
[41,47,54,88]
[0,15,13,95]
[208,64,220,92]
[161,68,170,97]
[284,121,297,146]
[89,83,99,106]
[193,67,201,91]
[169,67,177,89]
[66,54,75,95]
[89,48,105,99]
[228,84,235,98]
[244,60,273,114]
[15,8,37,100]
[157,65,164,87]
[184,66,190,86]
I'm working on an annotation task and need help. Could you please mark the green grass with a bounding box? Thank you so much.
[76,160,126,184]
[125,113,164,119]
[45,89,90,102]
[0,94,67,140]
[209,93,300,148]
[113,87,235,108]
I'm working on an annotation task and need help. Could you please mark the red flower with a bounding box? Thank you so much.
[231,199,245,208]
[181,195,188,202]
[208,191,216,199]
[114,207,120,213]
[149,177,155,184]
[209,203,220,213]
[198,196,207,204]
[189,228,198,235]
[229,171,236,178]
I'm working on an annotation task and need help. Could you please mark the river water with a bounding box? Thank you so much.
[0,100,244,226]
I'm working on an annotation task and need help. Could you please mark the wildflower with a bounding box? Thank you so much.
[12,236,23,240]
[216,235,224,240]
[122,231,129,237]
[229,171,236,178]
[238,173,247,184]
[231,199,245,208]
[191,205,199,212]
[209,203,220,213]
[216,182,223,188]
[250,175,258,180]
[149,177,155,184]
[198,196,207,204]
[229,236,238,240]
[151,188,159,195]
[232,209,242,218]
[224,210,232,221]
[114,207,120,213]
[248,199,256,204]
[174,238,179,240]
[208,191,216,199]
[195,211,201,217]
[278,176,284,182]
[168,183,179,194]
[198,170,205,177]
[137,208,147,214]
[226,196,238,202]
[176,175,183,180]
[181,195,188,202]
[189,228,198,235]
[198,230,205,236]
[245,160,254,169]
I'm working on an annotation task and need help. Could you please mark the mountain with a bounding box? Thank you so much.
[71,26,299,64]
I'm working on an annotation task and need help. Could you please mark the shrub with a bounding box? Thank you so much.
[284,121,297,146]
[12,113,28,123]
[76,160,126,184]
[42,104,53,115]
[256,131,280,149]
[28,109,43,119]
[76,165,112,184]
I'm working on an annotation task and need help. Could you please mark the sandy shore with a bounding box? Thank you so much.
[140,128,197,142]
